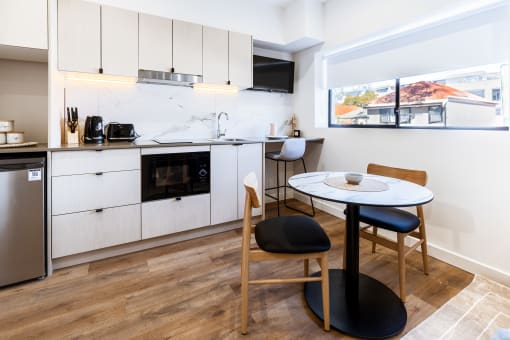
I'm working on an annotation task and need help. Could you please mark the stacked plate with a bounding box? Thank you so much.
[0,120,24,145]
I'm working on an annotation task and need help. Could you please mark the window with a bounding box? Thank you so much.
[329,64,508,130]
[330,79,396,126]
[492,88,501,101]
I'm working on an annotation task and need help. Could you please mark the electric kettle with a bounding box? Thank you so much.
[83,116,104,144]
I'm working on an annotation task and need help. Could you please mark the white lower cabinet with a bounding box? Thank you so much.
[50,143,262,261]
[52,170,140,215]
[51,149,142,259]
[52,204,141,258]
[211,143,263,224]
[211,145,238,225]
[52,149,140,176]
[237,144,263,219]
[142,194,211,239]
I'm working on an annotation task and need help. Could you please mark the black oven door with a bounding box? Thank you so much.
[142,152,210,202]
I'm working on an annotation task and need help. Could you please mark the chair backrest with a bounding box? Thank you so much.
[242,173,261,252]
[243,172,261,209]
[367,163,427,187]
[278,138,306,161]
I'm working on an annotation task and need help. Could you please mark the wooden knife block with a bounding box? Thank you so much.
[66,130,80,145]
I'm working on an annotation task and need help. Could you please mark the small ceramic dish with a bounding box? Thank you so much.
[345,172,364,185]
[6,131,24,144]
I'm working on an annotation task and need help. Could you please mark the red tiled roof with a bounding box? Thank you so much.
[375,81,481,104]
[335,104,361,116]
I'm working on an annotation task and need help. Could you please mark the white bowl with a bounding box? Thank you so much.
[345,172,363,185]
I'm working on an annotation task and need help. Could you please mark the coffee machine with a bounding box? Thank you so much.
[83,116,105,144]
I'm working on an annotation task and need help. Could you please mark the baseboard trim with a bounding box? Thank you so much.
[294,192,510,286]
[52,221,242,271]
[425,243,510,286]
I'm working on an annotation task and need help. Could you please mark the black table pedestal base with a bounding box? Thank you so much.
[305,269,407,339]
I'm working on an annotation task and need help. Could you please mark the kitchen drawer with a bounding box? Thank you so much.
[52,204,141,258]
[52,149,140,176]
[52,170,140,215]
[142,194,211,239]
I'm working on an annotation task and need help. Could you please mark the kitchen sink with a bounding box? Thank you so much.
[208,138,249,142]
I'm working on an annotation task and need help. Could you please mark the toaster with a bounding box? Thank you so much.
[106,123,138,142]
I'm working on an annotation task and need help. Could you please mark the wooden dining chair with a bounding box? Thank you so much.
[343,163,429,302]
[241,172,331,334]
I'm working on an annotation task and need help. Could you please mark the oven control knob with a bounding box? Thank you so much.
[199,169,208,177]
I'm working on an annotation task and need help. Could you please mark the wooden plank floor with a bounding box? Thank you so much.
[0,201,473,339]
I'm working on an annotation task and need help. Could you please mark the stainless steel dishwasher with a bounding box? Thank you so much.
[0,156,46,287]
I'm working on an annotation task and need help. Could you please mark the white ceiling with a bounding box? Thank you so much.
[257,0,294,8]
[258,0,325,9]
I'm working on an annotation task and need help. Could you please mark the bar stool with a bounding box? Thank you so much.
[265,138,315,216]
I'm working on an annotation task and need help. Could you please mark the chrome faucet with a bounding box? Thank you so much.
[217,112,229,139]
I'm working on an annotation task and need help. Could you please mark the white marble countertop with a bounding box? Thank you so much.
[288,171,433,207]
[0,137,325,154]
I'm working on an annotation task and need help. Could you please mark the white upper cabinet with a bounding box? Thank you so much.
[203,28,253,88]
[101,6,138,77]
[58,0,138,76]
[172,20,203,76]
[229,31,253,88]
[0,0,48,49]
[139,13,172,72]
[57,1,252,80]
[203,27,229,85]
[58,0,100,73]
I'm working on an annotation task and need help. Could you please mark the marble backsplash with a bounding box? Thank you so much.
[64,80,293,141]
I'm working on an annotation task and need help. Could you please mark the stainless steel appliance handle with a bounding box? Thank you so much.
[0,162,44,172]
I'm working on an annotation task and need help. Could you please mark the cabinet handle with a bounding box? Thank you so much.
[95,209,103,213]
[95,172,103,176]
[99,67,103,74]
[95,149,103,152]
[175,197,182,201]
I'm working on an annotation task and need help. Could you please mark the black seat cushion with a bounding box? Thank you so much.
[358,206,420,233]
[265,151,281,160]
[255,215,331,254]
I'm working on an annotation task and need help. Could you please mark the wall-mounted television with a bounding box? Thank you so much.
[250,55,294,93]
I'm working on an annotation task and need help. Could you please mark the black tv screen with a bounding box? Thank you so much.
[251,55,294,93]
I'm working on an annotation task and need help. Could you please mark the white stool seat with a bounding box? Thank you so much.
[278,138,306,161]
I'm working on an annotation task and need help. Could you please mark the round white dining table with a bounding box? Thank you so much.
[288,171,434,339]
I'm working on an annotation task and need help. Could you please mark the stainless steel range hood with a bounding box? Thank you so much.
[137,70,203,87]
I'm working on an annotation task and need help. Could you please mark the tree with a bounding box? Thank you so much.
[343,91,377,107]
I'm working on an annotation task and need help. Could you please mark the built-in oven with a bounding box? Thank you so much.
[141,149,210,202]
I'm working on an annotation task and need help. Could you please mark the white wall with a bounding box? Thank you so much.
[0,59,48,143]
[283,0,323,43]
[294,0,510,283]
[323,0,478,48]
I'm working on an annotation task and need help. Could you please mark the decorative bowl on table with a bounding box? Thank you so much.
[345,172,364,185]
